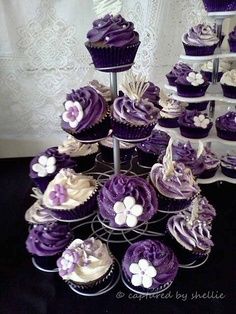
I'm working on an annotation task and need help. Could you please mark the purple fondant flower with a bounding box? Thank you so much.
[49,184,68,206]
[57,249,80,276]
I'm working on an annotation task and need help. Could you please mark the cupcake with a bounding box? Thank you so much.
[166,62,192,87]
[175,71,209,97]
[185,196,216,225]
[42,169,98,220]
[221,154,236,178]
[150,140,200,212]
[228,26,236,52]
[215,111,236,141]
[29,147,76,193]
[136,130,170,168]
[220,70,236,99]
[111,72,159,140]
[198,148,220,179]
[99,133,136,163]
[122,240,178,292]
[98,174,157,228]
[158,91,186,128]
[85,14,140,72]
[202,0,236,12]
[57,238,114,291]
[61,86,110,142]
[89,80,112,106]
[58,136,98,172]
[182,24,219,56]
[26,222,73,271]
[25,199,56,225]
[178,110,213,139]
[201,60,231,82]
[186,101,209,111]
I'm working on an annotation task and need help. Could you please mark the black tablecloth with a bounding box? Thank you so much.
[0,157,235,314]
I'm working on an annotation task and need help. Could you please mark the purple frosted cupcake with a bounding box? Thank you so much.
[166,62,192,87]
[30,147,76,193]
[98,174,157,228]
[202,0,236,12]
[178,110,213,139]
[26,222,73,271]
[228,26,236,52]
[42,169,98,220]
[185,196,216,225]
[85,14,140,72]
[61,86,110,142]
[215,111,236,141]
[89,80,112,106]
[220,70,236,99]
[57,238,115,292]
[198,148,220,179]
[182,24,219,56]
[136,130,170,167]
[186,101,209,111]
[176,71,209,97]
[221,154,236,178]
[122,240,178,292]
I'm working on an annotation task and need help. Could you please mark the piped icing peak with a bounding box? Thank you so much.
[121,71,150,102]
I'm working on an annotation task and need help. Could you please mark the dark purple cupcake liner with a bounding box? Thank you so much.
[136,148,159,168]
[111,117,156,141]
[33,254,60,271]
[85,41,140,73]
[31,176,54,193]
[182,42,217,56]
[221,84,236,99]
[198,167,219,179]
[176,83,209,97]
[216,127,236,141]
[166,73,177,87]
[201,71,223,82]
[99,144,135,163]
[202,0,236,12]
[72,153,97,173]
[158,117,179,128]
[186,101,209,111]
[221,166,236,178]
[179,124,212,139]
[228,39,236,53]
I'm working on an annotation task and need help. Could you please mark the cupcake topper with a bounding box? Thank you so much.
[162,138,175,180]
[93,0,122,17]
[30,187,43,201]
[188,197,199,226]
[121,71,150,102]
[196,140,204,159]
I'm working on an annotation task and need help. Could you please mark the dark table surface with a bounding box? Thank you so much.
[0,157,235,314]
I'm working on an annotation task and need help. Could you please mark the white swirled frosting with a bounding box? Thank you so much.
[43,169,97,210]
[58,135,98,157]
[201,60,231,73]
[220,69,236,87]
[25,200,56,224]
[159,98,186,119]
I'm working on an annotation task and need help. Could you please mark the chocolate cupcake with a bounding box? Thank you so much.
[220,70,236,99]
[202,0,236,12]
[198,148,220,179]
[228,26,236,53]
[221,154,236,178]
[215,111,236,141]
[85,14,140,72]
[176,71,209,97]
[166,62,192,87]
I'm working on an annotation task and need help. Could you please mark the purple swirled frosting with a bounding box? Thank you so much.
[150,162,200,199]
[185,196,216,224]
[178,110,212,129]
[61,86,107,133]
[229,26,236,41]
[201,148,220,170]
[26,222,73,256]
[166,63,192,79]
[172,142,205,176]
[87,14,139,47]
[167,211,214,252]
[182,24,219,46]
[137,130,170,154]
[30,147,76,179]
[216,111,236,132]
[142,82,160,107]
[122,240,178,289]
[221,154,236,169]
[112,96,159,126]
[98,174,157,227]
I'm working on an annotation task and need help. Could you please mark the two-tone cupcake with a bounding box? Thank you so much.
[216,111,236,141]
[220,70,236,99]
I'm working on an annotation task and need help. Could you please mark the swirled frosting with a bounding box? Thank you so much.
[178,110,212,129]
[201,60,231,73]
[182,24,219,46]
[87,14,139,47]
[137,130,170,154]
[58,136,98,157]
[216,111,236,132]
[30,147,76,179]
[167,211,214,252]
[112,96,159,126]
[57,238,113,283]
[150,162,200,199]
[122,240,178,289]
[61,86,107,133]
[229,26,236,42]
[185,196,216,224]
[221,154,236,169]
[43,169,97,210]
[89,80,112,103]
[26,222,73,256]
[99,134,136,149]
[166,62,192,79]
[201,148,220,170]
[25,200,56,224]
[98,174,157,227]
[159,98,185,119]
[142,82,160,106]
[220,70,236,87]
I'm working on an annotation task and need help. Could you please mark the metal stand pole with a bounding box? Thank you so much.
[110,72,120,174]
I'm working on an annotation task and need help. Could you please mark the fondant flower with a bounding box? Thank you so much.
[32,156,56,177]
[49,184,68,206]
[113,196,143,227]
[57,249,80,276]
[62,101,84,128]
[186,72,204,86]
[193,114,210,129]
[129,259,157,289]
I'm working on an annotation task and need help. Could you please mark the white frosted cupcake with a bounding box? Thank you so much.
[220,69,236,99]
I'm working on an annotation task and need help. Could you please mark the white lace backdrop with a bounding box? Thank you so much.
[0,0,235,157]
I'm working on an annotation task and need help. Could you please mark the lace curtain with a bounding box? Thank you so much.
[0,0,235,157]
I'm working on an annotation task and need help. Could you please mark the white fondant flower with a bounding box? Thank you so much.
[129,259,157,289]
[113,196,143,227]
[32,156,56,177]
[62,101,84,128]
[193,114,210,129]
[186,72,204,86]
